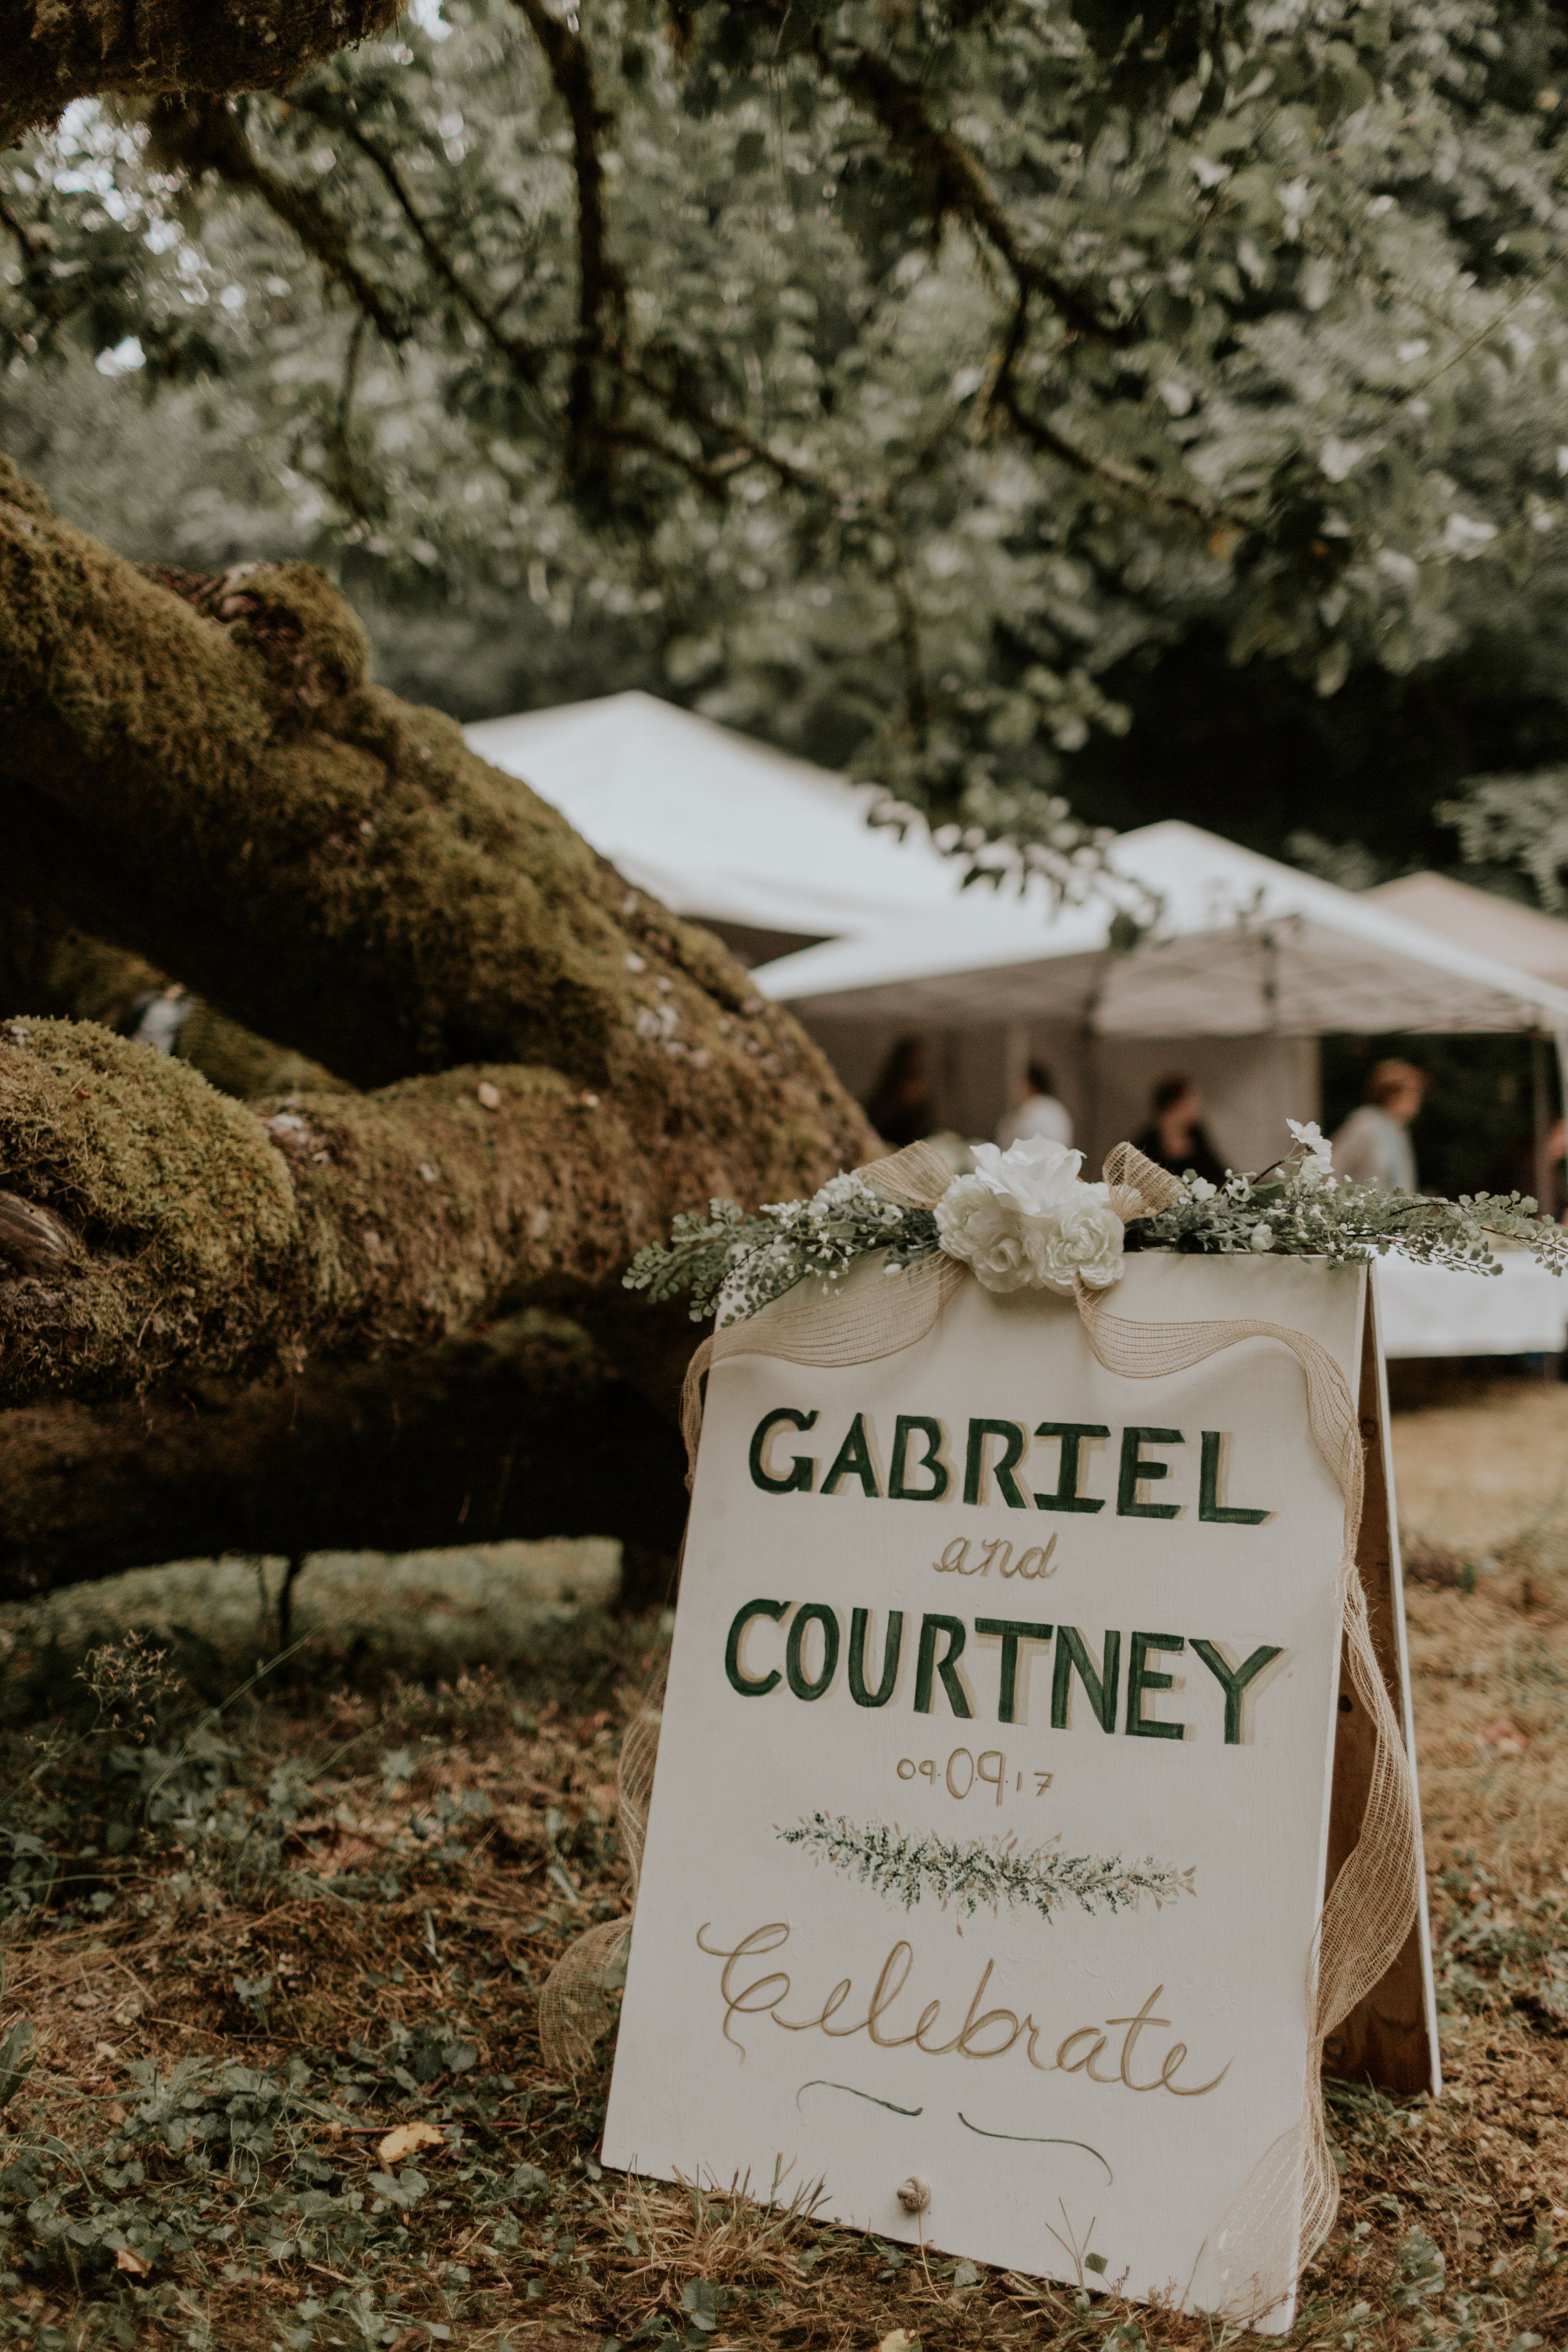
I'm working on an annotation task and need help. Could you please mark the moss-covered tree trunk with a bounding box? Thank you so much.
[0,1314,689,1609]
[0,460,875,1593]
[0,0,401,147]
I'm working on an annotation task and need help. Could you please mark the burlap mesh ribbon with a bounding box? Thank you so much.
[539,1139,1421,2327]
[535,1682,661,2076]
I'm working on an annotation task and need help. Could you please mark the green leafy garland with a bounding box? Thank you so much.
[623,1126,1568,1326]
[777,1814,1195,1924]
[623,1172,940,1325]
[1129,1167,1568,1274]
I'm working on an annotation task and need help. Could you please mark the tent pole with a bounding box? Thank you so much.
[1551,1025,1568,1220]
[1533,1031,1552,1216]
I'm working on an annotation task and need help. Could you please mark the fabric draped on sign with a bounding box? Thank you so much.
[539,1138,1421,2329]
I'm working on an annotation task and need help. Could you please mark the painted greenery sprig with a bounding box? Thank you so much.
[776,1813,1195,1924]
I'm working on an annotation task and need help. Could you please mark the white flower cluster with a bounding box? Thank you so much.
[714,1172,909,1325]
[935,1136,1125,1295]
[623,1170,940,1323]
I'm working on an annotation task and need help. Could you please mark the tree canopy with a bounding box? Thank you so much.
[6,0,1568,876]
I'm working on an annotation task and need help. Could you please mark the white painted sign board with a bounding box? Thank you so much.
[603,1256,1408,2324]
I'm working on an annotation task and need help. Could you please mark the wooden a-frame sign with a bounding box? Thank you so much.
[1326,1276,1440,2099]
[604,1256,1438,2328]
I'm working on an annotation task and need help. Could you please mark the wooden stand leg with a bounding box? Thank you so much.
[1320,1283,1441,2097]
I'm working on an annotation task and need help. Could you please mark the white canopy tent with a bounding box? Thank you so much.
[1368,871,1568,990]
[755,820,1568,1038]
[755,822,1568,1360]
[1367,872,1568,1209]
[752,820,1568,1179]
[465,690,988,963]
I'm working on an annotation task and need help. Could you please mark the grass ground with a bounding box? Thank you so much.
[4,1377,1568,2351]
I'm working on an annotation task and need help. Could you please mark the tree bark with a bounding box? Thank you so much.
[1,907,345,1099]
[0,1312,687,1608]
[0,1014,817,1409]
[0,460,874,1416]
[0,457,872,1584]
[0,0,401,147]
[0,465,846,1103]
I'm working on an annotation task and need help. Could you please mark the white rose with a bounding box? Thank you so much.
[938,1145,1125,1296]
[935,1175,1052,1293]
[968,1135,1084,1216]
[1039,1186,1125,1291]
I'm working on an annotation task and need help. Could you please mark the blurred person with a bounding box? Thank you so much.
[1332,1059,1428,1191]
[997,1059,1073,1152]
[866,1035,935,1150]
[1134,1074,1226,1188]
[124,982,194,1056]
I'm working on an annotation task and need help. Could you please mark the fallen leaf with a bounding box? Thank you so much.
[376,2119,445,2166]
[1480,1717,1530,1756]
[114,2248,151,2277]
[107,2102,127,2125]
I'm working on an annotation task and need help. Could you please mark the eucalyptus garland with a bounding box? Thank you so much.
[622,1172,940,1325]
[776,1813,1195,1924]
[1130,1158,1568,1274]
[624,1121,1568,1325]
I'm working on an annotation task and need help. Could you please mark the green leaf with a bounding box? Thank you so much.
[1084,2250,1109,2275]
[679,2279,721,2331]
[0,2021,36,2115]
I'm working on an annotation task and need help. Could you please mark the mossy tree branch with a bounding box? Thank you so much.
[0,993,849,1412]
[0,462,872,1413]
[0,1312,687,1608]
[0,459,865,1122]
[0,906,345,1101]
[0,0,401,148]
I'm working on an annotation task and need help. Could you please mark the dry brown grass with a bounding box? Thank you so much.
[3,1384,1568,2349]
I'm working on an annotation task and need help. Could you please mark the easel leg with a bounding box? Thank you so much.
[1322,1283,1441,2096]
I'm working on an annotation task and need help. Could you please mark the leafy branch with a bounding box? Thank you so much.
[778,1814,1197,1922]
[149,96,409,347]
[1133,1158,1568,1274]
[622,1173,939,1325]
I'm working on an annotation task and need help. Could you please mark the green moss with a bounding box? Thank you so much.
[0,913,345,1101]
[1,0,403,147]
[0,1018,302,1404]
[0,464,876,1421]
